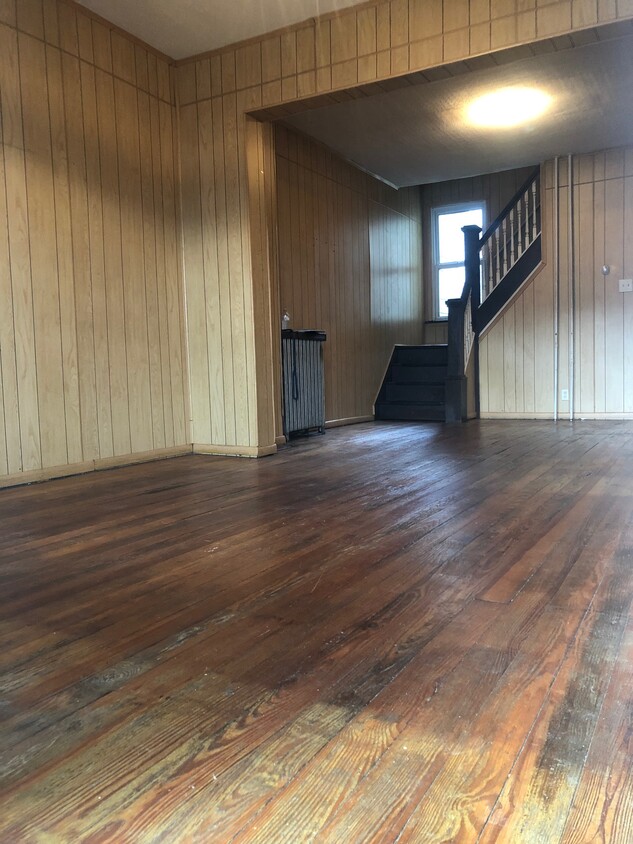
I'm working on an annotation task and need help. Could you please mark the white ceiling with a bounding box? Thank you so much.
[284,35,633,187]
[76,0,369,59]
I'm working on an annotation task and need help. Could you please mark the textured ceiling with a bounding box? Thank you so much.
[76,0,369,59]
[284,35,633,187]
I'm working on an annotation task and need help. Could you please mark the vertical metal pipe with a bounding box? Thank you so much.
[568,154,575,422]
[553,157,560,422]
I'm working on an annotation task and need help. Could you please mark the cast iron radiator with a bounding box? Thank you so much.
[281,329,326,437]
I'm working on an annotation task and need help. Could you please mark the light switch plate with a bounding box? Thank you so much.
[619,278,633,292]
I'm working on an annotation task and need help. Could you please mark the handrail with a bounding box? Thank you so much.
[446,166,542,423]
[480,167,540,247]
[445,225,481,423]
[480,167,541,301]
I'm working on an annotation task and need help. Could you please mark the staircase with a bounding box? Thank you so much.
[375,344,448,422]
[375,166,542,425]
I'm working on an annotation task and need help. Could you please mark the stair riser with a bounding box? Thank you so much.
[376,403,445,422]
[394,347,447,366]
[385,384,445,403]
[390,365,447,384]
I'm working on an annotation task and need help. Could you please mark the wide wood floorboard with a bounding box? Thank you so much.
[1,420,633,842]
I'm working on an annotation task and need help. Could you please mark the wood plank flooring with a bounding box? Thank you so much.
[1,420,633,843]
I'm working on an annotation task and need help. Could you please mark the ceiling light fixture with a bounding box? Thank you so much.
[465,87,553,129]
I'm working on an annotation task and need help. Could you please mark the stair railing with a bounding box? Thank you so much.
[480,168,540,301]
[445,225,481,423]
[446,168,542,423]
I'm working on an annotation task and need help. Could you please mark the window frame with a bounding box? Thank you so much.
[431,201,486,321]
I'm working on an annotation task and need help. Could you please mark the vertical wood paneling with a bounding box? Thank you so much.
[180,103,210,445]
[273,126,423,427]
[115,78,153,453]
[3,0,633,481]
[480,146,633,418]
[81,60,113,458]
[198,99,226,444]
[138,87,165,450]
[20,32,67,468]
[96,67,131,456]
[576,178,594,414]
[160,100,188,446]
[603,175,624,411]
[47,45,82,464]
[211,95,237,445]
[0,2,188,484]
[0,27,22,474]
[149,96,172,445]
[624,170,633,412]
[174,0,633,452]
[63,52,99,461]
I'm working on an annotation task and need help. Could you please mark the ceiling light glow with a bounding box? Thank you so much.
[465,87,552,128]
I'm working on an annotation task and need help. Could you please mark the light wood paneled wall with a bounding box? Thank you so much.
[178,0,633,452]
[3,0,633,484]
[0,0,188,485]
[177,0,633,110]
[274,125,423,429]
[480,146,633,419]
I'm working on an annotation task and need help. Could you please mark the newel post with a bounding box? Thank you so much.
[445,297,466,422]
[463,225,482,324]
[445,224,482,423]
[464,224,482,418]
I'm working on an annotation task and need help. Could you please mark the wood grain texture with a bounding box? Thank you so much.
[274,125,423,429]
[480,147,633,419]
[0,1,188,483]
[5,0,633,484]
[176,0,633,457]
[1,419,633,841]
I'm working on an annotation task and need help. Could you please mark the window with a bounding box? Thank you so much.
[431,203,484,319]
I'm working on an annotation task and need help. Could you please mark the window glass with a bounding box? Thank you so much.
[432,203,484,320]
[437,267,466,318]
[437,208,484,264]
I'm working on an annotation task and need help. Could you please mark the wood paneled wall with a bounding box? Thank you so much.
[419,166,536,344]
[178,0,633,453]
[3,0,633,484]
[179,88,277,454]
[274,125,423,429]
[480,147,633,419]
[0,0,189,485]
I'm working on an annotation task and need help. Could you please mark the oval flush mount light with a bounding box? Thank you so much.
[465,87,553,129]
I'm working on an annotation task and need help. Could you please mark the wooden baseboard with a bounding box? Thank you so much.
[193,443,277,458]
[325,415,374,429]
[0,445,194,489]
[571,413,633,420]
[482,411,633,420]
[275,434,287,446]
[480,412,554,419]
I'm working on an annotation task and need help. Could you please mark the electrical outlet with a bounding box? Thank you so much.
[561,389,569,401]
[619,279,633,293]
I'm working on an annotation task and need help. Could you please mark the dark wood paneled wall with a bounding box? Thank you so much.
[274,125,423,429]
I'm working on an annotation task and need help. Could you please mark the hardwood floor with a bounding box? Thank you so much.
[1,420,633,842]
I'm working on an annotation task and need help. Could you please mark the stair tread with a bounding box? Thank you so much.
[389,380,445,385]
[377,344,448,423]
[377,400,445,407]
